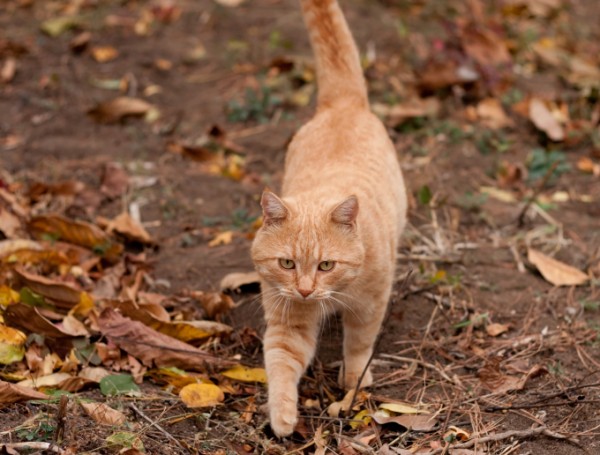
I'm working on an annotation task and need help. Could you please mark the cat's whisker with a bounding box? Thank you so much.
[325,294,362,322]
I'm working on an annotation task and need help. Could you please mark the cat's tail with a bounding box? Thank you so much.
[300,0,368,109]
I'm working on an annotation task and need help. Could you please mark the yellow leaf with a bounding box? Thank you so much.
[0,324,26,364]
[0,286,19,306]
[91,46,119,63]
[350,408,372,429]
[70,292,95,317]
[221,364,267,383]
[208,231,233,247]
[379,402,428,415]
[180,383,224,408]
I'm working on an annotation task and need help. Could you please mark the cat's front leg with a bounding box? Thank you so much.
[263,310,319,437]
[339,294,388,390]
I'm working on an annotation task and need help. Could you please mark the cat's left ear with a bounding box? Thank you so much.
[330,195,359,227]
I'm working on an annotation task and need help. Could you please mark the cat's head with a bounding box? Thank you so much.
[251,190,365,302]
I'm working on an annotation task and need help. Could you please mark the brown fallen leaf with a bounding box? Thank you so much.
[371,411,436,432]
[1,57,17,83]
[371,98,440,126]
[88,97,153,124]
[528,98,565,141]
[486,322,510,337]
[460,22,511,67]
[219,271,260,293]
[0,207,21,238]
[4,302,76,339]
[0,380,47,403]
[188,291,236,320]
[81,402,127,426]
[527,248,589,286]
[28,214,123,262]
[69,31,91,53]
[95,308,234,370]
[104,212,153,244]
[14,267,82,309]
[0,239,43,258]
[479,358,547,393]
[208,230,233,247]
[475,98,513,129]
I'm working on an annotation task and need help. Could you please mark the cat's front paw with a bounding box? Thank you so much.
[269,399,298,438]
[339,367,373,390]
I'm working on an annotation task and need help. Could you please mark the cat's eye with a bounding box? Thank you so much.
[318,261,335,271]
[279,258,295,270]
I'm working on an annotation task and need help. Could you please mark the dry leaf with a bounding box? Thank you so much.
[528,98,565,141]
[60,314,90,337]
[460,23,511,67]
[0,380,47,403]
[213,0,246,6]
[1,57,17,83]
[208,231,233,247]
[91,46,119,63]
[18,372,73,389]
[527,248,589,286]
[219,271,260,293]
[4,302,76,339]
[14,267,82,309]
[371,410,436,432]
[221,364,267,383]
[81,401,127,425]
[88,97,153,124]
[96,308,234,370]
[105,212,153,244]
[327,389,368,417]
[371,98,440,126]
[476,98,512,129]
[28,214,123,262]
[79,367,111,383]
[190,291,236,319]
[0,239,43,258]
[486,322,510,337]
[180,383,224,408]
[0,324,26,365]
[0,207,21,239]
[379,402,427,415]
[444,425,470,442]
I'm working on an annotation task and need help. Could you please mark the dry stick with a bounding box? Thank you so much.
[344,270,414,418]
[420,425,579,455]
[0,442,65,454]
[129,403,189,453]
[517,160,559,227]
[53,394,69,444]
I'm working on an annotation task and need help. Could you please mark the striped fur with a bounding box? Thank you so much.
[251,0,407,438]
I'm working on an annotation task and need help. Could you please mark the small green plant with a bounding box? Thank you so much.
[475,130,511,155]
[16,417,55,442]
[227,86,282,124]
[526,148,571,182]
[548,360,565,376]
[581,299,600,312]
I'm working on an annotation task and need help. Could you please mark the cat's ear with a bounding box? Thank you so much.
[261,190,288,225]
[331,195,359,227]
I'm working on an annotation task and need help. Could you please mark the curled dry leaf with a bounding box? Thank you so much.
[179,383,224,408]
[88,97,153,124]
[96,308,234,370]
[475,98,512,129]
[486,322,510,337]
[18,372,73,389]
[4,302,76,339]
[190,291,236,320]
[528,98,565,141]
[219,271,260,293]
[371,410,436,432]
[0,239,43,258]
[527,248,589,286]
[104,212,153,244]
[28,214,123,262]
[0,380,47,403]
[80,401,127,426]
[14,267,82,309]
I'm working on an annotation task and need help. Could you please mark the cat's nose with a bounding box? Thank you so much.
[298,288,312,298]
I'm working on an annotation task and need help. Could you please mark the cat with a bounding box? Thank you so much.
[250,0,407,438]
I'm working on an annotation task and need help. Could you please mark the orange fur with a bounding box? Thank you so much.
[251,0,407,437]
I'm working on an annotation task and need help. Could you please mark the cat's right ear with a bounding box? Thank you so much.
[261,190,288,226]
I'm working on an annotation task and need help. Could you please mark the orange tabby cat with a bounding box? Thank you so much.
[251,0,407,437]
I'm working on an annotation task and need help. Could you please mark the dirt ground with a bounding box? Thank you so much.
[1,0,600,453]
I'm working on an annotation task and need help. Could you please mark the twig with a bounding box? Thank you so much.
[129,403,189,453]
[0,442,65,454]
[419,425,579,455]
[517,161,559,227]
[379,353,455,384]
[53,394,69,444]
